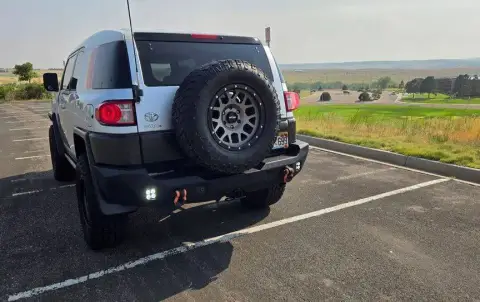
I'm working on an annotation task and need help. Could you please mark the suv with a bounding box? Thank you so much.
[43,30,309,250]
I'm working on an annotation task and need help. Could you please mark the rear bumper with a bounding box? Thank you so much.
[89,141,308,213]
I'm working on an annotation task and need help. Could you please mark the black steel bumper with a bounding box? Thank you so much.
[89,141,309,214]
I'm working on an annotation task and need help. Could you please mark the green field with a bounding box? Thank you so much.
[296,104,480,169]
[402,93,480,104]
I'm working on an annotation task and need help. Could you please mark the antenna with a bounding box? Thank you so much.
[126,0,143,102]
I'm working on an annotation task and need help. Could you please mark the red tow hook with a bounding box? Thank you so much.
[173,189,187,207]
[283,167,295,183]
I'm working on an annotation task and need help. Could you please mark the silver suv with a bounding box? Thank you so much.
[43,29,309,250]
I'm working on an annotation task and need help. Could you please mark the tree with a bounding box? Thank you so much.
[435,78,454,95]
[399,80,405,89]
[419,76,435,98]
[342,84,348,91]
[453,74,470,97]
[12,62,38,83]
[376,76,392,90]
[405,78,423,98]
[471,75,480,97]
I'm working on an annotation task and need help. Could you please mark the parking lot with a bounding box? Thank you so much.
[0,101,479,302]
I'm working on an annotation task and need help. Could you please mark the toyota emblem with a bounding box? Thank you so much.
[144,112,159,122]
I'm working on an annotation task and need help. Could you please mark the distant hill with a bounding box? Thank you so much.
[280,58,480,70]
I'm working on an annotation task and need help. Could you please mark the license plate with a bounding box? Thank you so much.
[273,132,289,149]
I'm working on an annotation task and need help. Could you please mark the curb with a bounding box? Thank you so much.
[298,134,480,184]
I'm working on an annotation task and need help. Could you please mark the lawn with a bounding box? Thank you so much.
[402,93,480,104]
[295,104,480,169]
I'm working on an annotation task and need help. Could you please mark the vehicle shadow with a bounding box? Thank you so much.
[0,170,270,301]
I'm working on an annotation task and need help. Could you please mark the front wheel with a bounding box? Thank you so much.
[76,154,128,250]
[49,125,75,182]
[241,183,286,209]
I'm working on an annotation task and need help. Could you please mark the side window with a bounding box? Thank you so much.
[92,41,132,89]
[70,51,84,91]
[61,54,77,90]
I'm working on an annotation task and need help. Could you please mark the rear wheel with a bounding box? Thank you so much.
[76,154,128,250]
[241,183,286,209]
[49,125,75,181]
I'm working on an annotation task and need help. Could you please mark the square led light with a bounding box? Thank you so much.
[145,188,157,200]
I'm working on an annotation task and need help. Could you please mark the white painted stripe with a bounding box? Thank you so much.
[9,184,74,197]
[9,127,45,131]
[7,178,449,301]
[15,155,49,160]
[52,184,75,190]
[309,146,480,187]
[1,115,45,119]
[13,137,47,142]
[21,149,48,154]
[6,120,48,124]
[336,167,396,181]
[11,190,41,197]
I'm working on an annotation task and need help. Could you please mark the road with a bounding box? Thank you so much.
[1,101,479,302]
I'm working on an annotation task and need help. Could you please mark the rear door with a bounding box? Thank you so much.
[57,53,78,150]
[130,33,287,133]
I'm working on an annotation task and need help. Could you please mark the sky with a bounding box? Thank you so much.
[1,0,480,68]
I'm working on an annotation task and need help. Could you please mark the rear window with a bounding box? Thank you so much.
[136,41,274,87]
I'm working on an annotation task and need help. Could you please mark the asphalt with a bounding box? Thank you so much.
[0,101,479,302]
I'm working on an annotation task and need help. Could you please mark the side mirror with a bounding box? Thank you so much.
[43,73,59,92]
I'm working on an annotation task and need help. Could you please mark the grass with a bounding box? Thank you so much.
[295,104,480,169]
[402,93,480,104]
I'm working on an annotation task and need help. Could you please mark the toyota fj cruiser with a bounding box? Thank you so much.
[43,30,309,250]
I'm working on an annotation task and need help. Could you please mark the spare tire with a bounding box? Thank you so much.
[172,59,281,175]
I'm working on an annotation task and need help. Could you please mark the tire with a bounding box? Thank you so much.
[241,183,286,209]
[76,154,128,250]
[172,59,281,175]
[49,125,75,181]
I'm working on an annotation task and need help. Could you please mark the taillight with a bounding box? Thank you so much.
[284,91,300,111]
[95,100,136,126]
[191,33,218,39]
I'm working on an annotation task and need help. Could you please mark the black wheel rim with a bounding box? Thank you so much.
[207,84,265,150]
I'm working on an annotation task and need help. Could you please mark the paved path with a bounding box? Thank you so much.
[0,101,479,301]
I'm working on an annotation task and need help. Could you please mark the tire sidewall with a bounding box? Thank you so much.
[192,68,279,166]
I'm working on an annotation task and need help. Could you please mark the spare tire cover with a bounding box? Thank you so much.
[172,59,281,174]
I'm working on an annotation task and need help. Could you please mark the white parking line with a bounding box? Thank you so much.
[11,190,42,197]
[1,115,45,119]
[309,146,480,187]
[6,120,48,124]
[15,155,49,160]
[9,127,45,131]
[10,184,75,197]
[12,137,47,142]
[7,178,449,301]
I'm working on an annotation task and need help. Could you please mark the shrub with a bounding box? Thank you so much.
[0,83,51,101]
[0,83,17,101]
[372,89,382,100]
[319,92,332,102]
[358,92,371,102]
